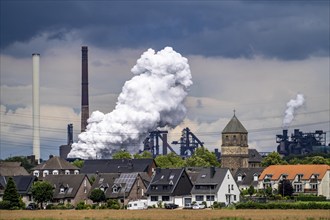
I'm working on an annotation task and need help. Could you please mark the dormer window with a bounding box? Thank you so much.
[59,187,65,194]
[53,170,59,175]
[169,175,175,180]
[253,174,258,181]
[237,174,242,182]
[201,174,206,178]
[33,171,39,177]
[43,170,49,177]
[65,170,70,175]
[74,170,79,174]
[297,174,303,182]
[112,184,120,193]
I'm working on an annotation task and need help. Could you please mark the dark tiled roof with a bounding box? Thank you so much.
[0,162,29,176]
[0,176,36,195]
[43,174,87,199]
[234,167,265,187]
[147,168,185,195]
[80,159,154,174]
[222,115,247,133]
[32,156,78,171]
[190,167,228,194]
[248,149,263,163]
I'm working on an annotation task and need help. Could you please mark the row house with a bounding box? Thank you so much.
[43,174,91,206]
[258,164,330,199]
[90,172,150,205]
[31,156,80,179]
[146,167,240,208]
[234,167,264,191]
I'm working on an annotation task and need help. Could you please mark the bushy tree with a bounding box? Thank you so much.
[248,185,255,197]
[261,152,287,167]
[106,199,120,209]
[4,156,35,172]
[31,181,54,209]
[112,150,132,159]
[72,159,84,168]
[133,151,153,159]
[89,188,106,204]
[184,147,220,167]
[155,152,185,168]
[3,177,22,209]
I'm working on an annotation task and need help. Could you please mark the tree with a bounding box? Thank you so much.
[3,177,21,209]
[278,179,293,197]
[155,152,185,168]
[112,150,132,159]
[184,147,220,167]
[261,152,287,167]
[72,159,84,168]
[133,151,153,159]
[247,185,255,197]
[89,188,106,204]
[31,181,54,209]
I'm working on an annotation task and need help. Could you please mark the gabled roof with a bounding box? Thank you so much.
[147,168,186,195]
[222,115,247,133]
[43,174,87,199]
[248,149,263,163]
[0,175,36,195]
[234,167,264,187]
[0,162,29,176]
[190,167,229,194]
[80,159,154,174]
[259,164,330,181]
[32,156,78,171]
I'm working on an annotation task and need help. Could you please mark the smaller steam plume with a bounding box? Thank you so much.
[282,94,305,128]
[68,47,192,159]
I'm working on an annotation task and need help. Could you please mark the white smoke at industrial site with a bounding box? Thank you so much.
[68,47,192,159]
[282,94,305,128]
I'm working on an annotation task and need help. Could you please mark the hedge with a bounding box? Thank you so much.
[235,201,330,209]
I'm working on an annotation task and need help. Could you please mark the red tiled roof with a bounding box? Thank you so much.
[259,164,330,181]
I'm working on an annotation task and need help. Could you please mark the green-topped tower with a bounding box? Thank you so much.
[221,111,249,174]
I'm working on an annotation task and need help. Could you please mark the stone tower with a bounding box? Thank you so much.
[221,113,249,174]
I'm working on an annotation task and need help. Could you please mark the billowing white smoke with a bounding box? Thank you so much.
[282,94,305,128]
[68,47,192,159]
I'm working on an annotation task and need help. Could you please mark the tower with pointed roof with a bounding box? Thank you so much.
[221,112,249,174]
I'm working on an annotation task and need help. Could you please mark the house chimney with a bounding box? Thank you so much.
[210,166,216,178]
[81,46,89,132]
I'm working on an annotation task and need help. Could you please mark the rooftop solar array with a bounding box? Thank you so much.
[114,173,138,192]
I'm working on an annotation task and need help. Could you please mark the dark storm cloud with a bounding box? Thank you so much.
[1,1,329,59]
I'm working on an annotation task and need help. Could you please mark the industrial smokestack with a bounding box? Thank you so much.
[32,53,40,163]
[67,124,73,145]
[81,46,89,132]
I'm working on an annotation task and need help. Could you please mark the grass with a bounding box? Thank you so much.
[0,209,329,220]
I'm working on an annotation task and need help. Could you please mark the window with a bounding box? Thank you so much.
[161,175,164,179]
[151,196,158,201]
[43,170,49,177]
[294,184,303,192]
[195,195,204,201]
[151,185,158,190]
[74,170,79,174]
[253,175,258,181]
[297,174,303,182]
[65,170,70,175]
[237,175,242,181]
[60,187,65,194]
[33,171,39,177]
[311,183,318,190]
[52,170,59,175]
[227,174,230,179]
[234,195,237,201]
[162,196,170,201]
[201,174,206,178]
[231,185,234,190]
[206,195,214,201]
[169,175,175,180]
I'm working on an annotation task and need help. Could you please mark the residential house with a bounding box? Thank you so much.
[0,162,29,176]
[258,164,330,199]
[190,167,240,207]
[80,159,156,177]
[146,168,193,207]
[43,174,91,206]
[90,172,150,205]
[0,175,36,205]
[31,155,80,179]
[234,167,264,191]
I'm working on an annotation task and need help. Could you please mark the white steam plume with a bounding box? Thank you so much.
[282,94,305,128]
[68,47,192,159]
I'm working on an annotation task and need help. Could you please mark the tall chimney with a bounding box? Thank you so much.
[81,46,89,132]
[67,123,73,145]
[32,53,40,163]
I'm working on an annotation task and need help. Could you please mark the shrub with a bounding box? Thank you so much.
[235,201,330,209]
[106,199,120,209]
[0,201,11,210]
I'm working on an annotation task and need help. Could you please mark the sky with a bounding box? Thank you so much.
[0,0,329,160]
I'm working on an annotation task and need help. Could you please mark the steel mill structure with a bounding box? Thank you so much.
[276,129,329,156]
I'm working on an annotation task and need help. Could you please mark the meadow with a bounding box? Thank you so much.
[0,209,329,220]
